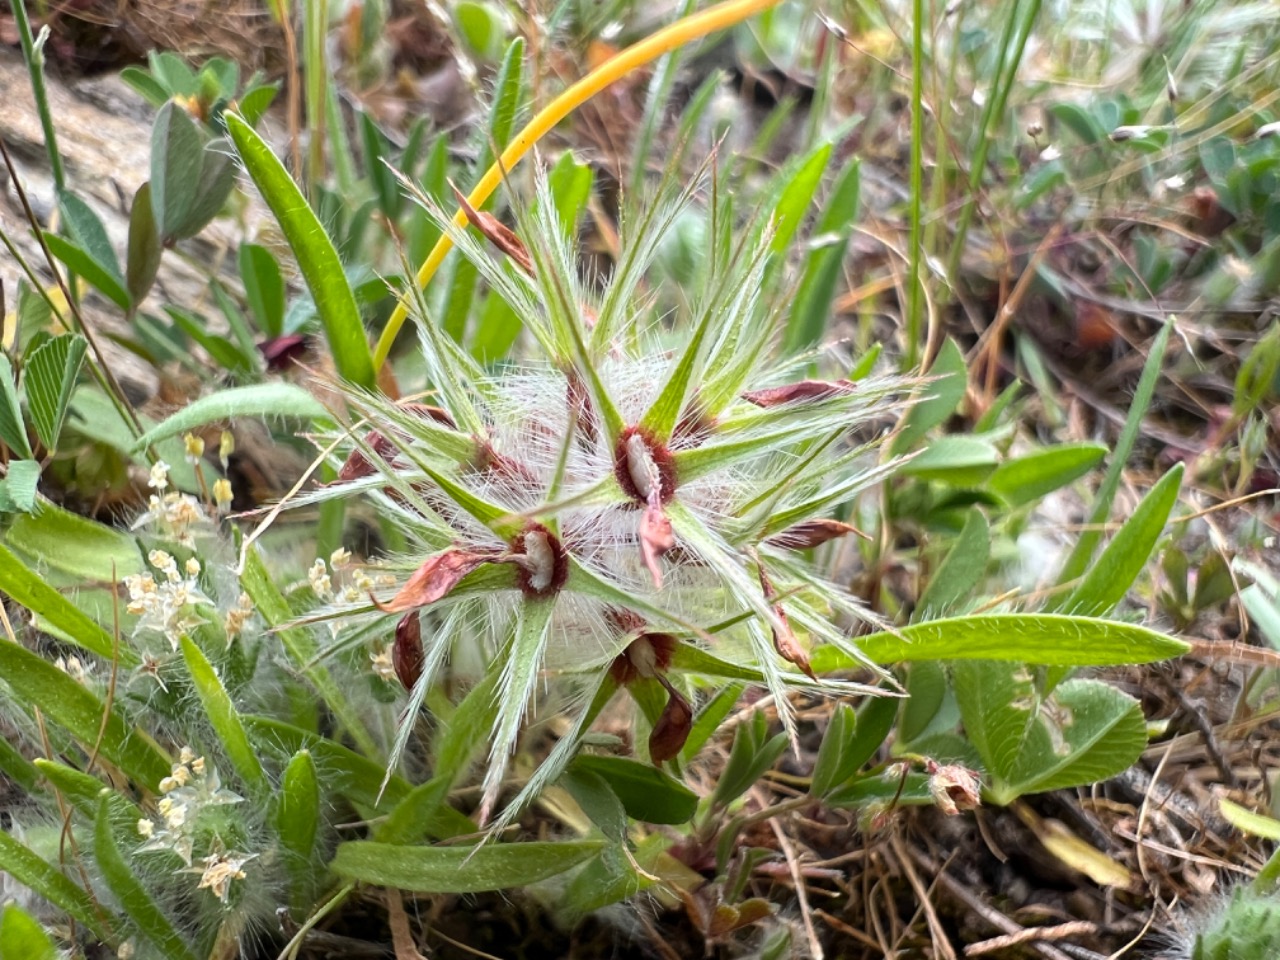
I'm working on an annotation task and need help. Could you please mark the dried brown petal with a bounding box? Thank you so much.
[926,759,982,816]
[566,373,598,445]
[757,564,815,679]
[740,379,857,408]
[451,182,534,276]
[392,612,424,690]
[766,518,869,550]
[373,548,506,613]
[708,898,773,937]
[639,496,675,589]
[649,676,693,764]
[337,430,402,483]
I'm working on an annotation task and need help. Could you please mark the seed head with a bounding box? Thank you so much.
[308,166,916,827]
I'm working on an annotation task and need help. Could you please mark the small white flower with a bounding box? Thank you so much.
[308,558,333,600]
[192,851,255,902]
[148,461,171,491]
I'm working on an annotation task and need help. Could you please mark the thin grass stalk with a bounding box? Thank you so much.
[904,0,927,370]
[11,0,64,193]
[303,0,329,194]
[923,4,968,259]
[944,0,1039,284]
[371,0,783,372]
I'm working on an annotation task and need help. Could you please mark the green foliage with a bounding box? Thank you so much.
[129,382,332,450]
[569,755,699,825]
[225,112,376,389]
[331,840,605,893]
[953,663,1148,804]
[0,903,59,960]
[0,11,1210,952]
[151,102,237,244]
[24,333,87,453]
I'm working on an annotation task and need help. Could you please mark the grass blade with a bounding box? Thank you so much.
[0,543,132,663]
[1064,464,1184,616]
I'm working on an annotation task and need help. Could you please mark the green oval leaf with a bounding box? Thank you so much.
[0,641,167,787]
[569,754,699,824]
[916,508,990,614]
[239,242,286,337]
[130,382,331,452]
[330,840,604,893]
[42,233,131,310]
[58,191,124,290]
[986,442,1108,507]
[811,613,1188,672]
[151,101,205,242]
[126,182,162,305]
[224,112,375,389]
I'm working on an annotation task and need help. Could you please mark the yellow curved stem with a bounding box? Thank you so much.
[372,0,781,372]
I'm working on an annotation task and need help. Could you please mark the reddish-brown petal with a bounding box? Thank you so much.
[740,379,857,408]
[337,430,402,483]
[451,182,535,276]
[566,374,599,445]
[373,548,506,613]
[757,564,815,679]
[639,495,675,589]
[766,518,870,550]
[259,334,309,370]
[473,440,540,489]
[392,612,424,690]
[400,402,456,429]
[649,677,693,764]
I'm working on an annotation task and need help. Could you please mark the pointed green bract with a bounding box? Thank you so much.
[481,599,555,812]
